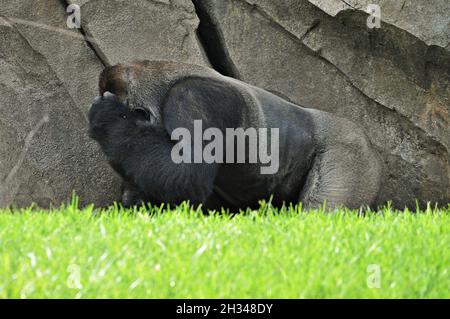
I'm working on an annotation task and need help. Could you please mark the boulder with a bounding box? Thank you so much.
[0,0,104,122]
[67,0,209,66]
[0,1,121,207]
[307,0,450,49]
[0,19,119,207]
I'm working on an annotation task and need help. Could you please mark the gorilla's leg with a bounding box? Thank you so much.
[299,145,382,210]
[121,181,145,207]
[89,93,218,206]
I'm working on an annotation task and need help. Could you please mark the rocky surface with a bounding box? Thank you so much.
[0,0,122,207]
[307,0,450,49]
[0,0,448,208]
[0,18,119,207]
[67,0,208,67]
[0,0,206,207]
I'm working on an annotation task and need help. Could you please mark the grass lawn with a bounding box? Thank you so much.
[0,199,448,298]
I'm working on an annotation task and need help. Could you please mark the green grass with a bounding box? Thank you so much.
[0,199,448,298]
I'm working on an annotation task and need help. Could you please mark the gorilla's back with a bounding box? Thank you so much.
[211,79,317,208]
[97,60,381,209]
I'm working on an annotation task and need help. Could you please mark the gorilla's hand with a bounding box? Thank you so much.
[88,92,128,141]
[88,92,217,206]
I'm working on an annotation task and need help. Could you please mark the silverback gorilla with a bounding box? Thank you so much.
[88,60,382,210]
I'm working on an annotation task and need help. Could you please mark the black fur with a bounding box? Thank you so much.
[89,60,383,210]
[89,92,216,207]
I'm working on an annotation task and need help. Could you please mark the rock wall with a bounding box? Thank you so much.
[0,0,448,208]
[0,0,207,207]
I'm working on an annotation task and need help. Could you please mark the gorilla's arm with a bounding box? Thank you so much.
[88,93,217,206]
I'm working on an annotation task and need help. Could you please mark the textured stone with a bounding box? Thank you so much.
[68,0,208,66]
[194,0,450,207]
[307,0,450,49]
[0,0,106,115]
[0,20,120,207]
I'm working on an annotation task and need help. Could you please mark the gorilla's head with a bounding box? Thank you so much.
[98,60,219,125]
[99,64,128,102]
[98,63,157,123]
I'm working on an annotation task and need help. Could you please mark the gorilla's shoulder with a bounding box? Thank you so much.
[162,76,248,130]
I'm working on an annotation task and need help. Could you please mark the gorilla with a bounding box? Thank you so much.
[88,60,382,210]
